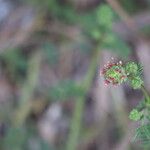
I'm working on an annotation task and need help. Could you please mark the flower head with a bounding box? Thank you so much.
[125,62,138,76]
[130,76,143,89]
[101,59,144,89]
[129,109,142,121]
[100,59,127,86]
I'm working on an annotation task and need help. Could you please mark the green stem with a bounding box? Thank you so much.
[66,50,100,150]
[13,52,42,127]
[141,85,150,105]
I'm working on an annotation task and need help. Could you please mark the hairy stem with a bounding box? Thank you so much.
[141,85,150,105]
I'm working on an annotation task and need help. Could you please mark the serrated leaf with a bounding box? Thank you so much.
[137,63,143,76]
[133,124,150,146]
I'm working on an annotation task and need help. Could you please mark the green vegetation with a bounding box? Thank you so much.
[0,0,150,150]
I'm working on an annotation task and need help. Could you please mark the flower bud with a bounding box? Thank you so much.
[129,109,142,121]
[125,62,138,76]
[130,76,143,89]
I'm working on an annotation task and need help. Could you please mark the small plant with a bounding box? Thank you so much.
[101,58,150,146]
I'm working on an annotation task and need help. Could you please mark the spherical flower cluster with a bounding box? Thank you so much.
[130,76,143,89]
[100,59,144,89]
[129,109,142,121]
[125,62,139,76]
[125,62,143,89]
[100,59,127,86]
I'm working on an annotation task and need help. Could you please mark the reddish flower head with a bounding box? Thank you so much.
[100,59,127,86]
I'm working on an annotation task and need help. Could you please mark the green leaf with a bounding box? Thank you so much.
[137,63,143,76]
[78,11,99,34]
[96,4,114,29]
[4,127,27,150]
[133,124,150,146]
[91,29,102,40]
[136,99,146,111]
[49,80,84,101]
[26,137,55,150]
[43,43,58,65]
[0,48,27,81]
[101,33,131,57]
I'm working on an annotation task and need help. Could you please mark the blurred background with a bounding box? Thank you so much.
[0,0,150,150]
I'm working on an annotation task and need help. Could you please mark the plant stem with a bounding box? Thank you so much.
[13,52,42,127]
[141,85,150,105]
[66,50,100,150]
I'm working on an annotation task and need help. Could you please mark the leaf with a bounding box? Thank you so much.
[0,48,27,81]
[96,4,114,29]
[137,63,143,76]
[43,43,58,65]
[49,80,85,101]
[91,28,102,40]
[133,124,150,146]
[101,33,131,57]
[136,99,145,111]
[26,136,55,150]
[4,127,27,150]
[78,11,98,34]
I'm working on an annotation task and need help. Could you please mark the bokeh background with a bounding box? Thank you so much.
[0,0,150,150]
